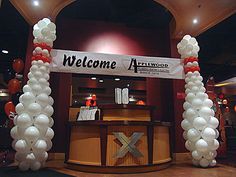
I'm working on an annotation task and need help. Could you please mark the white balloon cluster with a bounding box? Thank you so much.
[178,35,219,168]
[33,18,56,47]
[10,18,56,171]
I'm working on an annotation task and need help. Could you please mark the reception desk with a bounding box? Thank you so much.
[66,105,172,173]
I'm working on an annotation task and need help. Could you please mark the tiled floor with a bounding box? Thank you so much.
[47,161,236,177]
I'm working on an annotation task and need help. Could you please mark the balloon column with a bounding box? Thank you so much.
[177,35,219,168]
[10,18,56,171]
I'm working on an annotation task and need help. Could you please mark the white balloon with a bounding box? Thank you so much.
[193,117,207,130]
[31,84,43,95]
[15,139,29,153]
[16,113,32,128]
[43,105,54,117]
[185,108,197,121]
[48,96,54,105]
[196,75,203,81]
[202,127,216,141]
[196,92,207,101]
[31,161,41,171]
[186,72,193,77]
[195,139,208,152]
[215,129,219,139]
[187,128,201,142]
[204,151,215,160]
[15,103,25,115]
[23,85,32,93]
[33,140,47,153]
[10,126,19,139]
[41,27,50,36]
[34,151,48,162]
[181,119,192,131]
[34,71,43,79]
[46,140,52,151]
[185,140,195,151]
[191,86,199,93]
[192,98,203,109]
[45,127,54,140]
[194,80,202,86]
[36,93,49,107]
[203,99,213,108]
[183,102,191,110]
[187,82,195,89]
[186,93,195,102]
[24,126,40,142]
[26,153,36,162]
[15,152,27,162]
[27,103,42,116]
[49,117,54,127]
[208,139,219,150]
[183,35,191,40]
[199,158,209,167]
[185,88,191,94]
[43,86,51,95]
[42,18,51,24]
[199,107,212,118]
[192,150,203,160]
[34,114,50,128]
[38,20,47,28]
[209,159,217,167]
[183,131,188,140]
[189,38,197,45]
[208,117,219,129]
[47,22,56,30]
[19,161,30,171]
[20,92,35,106]
[192,159,199,166]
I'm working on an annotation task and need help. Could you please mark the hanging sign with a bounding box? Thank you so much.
[50,49,184,79]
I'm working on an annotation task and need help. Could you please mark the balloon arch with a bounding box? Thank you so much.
[10,18,219,171]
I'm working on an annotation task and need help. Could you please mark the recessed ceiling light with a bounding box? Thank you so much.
[115,78,120,81]
[193,18,198,24]
[33,0,39,6]
[91,77,96,80]
[1,50,8,54]
[99,79,103,83]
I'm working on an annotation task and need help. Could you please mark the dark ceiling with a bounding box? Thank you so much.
[197,14,236,82]
[0,0,29,73]
[0,0,235,83]
[57,0,172,29]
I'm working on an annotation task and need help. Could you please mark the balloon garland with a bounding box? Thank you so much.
[177,35,219,167]
[10,18,56,171]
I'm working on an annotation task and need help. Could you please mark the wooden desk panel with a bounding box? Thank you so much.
[153,126,171,164]
[106,126,148,166]
[69,126,101,165]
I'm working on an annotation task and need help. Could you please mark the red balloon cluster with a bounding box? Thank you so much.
[2,58,24,127]
[32,43,52,63]
[12,58,24,73]
[184,57,200,74]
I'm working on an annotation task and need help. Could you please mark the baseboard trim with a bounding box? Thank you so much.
[173,152,191,162]
[48,153,65,160]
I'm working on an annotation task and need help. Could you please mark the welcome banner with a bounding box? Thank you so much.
[50,49,185,79]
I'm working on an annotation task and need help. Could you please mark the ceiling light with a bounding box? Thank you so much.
[91,77,96,80]
[2,50,8,54]
[99,79,103,83]
[33,0,39,6]
[193,18,198,24]
[127,84,130,87]
[115,78,120,81]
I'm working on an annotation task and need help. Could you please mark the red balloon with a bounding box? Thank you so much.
[8,79,21,94]
[12,58,24,73]
[4,101,15,117]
